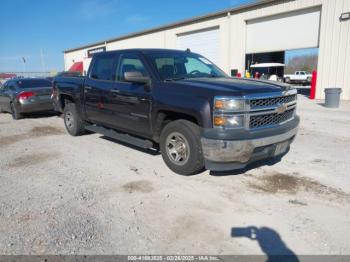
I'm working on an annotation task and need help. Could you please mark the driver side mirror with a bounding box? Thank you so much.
[124,71,150,84]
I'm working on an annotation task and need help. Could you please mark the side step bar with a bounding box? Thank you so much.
[85,125,154,149]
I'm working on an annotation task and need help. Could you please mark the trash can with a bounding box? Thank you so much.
[324,88,342,108]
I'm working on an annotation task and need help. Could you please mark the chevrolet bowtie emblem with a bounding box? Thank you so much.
[276,103,288,114]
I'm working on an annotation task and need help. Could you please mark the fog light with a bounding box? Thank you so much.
[213,115,244,129]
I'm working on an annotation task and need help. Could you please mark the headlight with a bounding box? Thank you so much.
[213,115,244,129]
[214,97,246,112]
[213,97,246,129]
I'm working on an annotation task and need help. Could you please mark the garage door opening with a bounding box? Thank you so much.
[245,47,318,96]
[246,51,285,79]
[244,6,321,83]
[285,47,319,96]
[285,48,318,75]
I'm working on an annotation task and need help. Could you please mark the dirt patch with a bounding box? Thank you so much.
[288,199,307,206]
[167,215,223,246]
[7,152,58,168]
[248,172,299,194]
[17,212,38,223]
[30,126,63,136]
[122,180,154,193]
[0,125,64,147]
[247,172,350,201]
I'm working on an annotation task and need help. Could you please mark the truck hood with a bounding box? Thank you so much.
[175,77,292,96]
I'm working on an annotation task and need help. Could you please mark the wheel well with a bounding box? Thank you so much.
[59,94,74,109]
[153,111,199,142]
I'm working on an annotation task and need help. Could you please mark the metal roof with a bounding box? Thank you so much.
[64,0,286,53]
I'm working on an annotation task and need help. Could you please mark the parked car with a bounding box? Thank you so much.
[284,71,312,85]
[53,49,299,175]
[0,78,53,119]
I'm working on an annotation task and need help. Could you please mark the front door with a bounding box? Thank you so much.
[109,53,152,137]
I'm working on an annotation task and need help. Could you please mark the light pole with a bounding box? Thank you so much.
[21,56,26,77]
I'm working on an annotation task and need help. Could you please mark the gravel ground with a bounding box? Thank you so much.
[0,95,349,256]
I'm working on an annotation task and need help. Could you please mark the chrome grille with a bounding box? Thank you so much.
[249,108,295,129]
[250,94,296,108]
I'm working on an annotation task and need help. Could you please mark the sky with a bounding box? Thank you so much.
[0,0,317,73]
[0,0,257,72]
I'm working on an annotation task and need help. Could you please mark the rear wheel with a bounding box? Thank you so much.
[284,77,291,83]
[10,103,22,120]
[63,103,85,136]
[160,120,204,175]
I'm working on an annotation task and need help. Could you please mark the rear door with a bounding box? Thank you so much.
[84,53,119,126]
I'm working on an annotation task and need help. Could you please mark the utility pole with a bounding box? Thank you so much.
[21,56,26,77]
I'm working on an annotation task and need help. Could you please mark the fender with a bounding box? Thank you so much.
[151,93,212,141]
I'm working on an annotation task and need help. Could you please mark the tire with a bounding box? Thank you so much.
[284,77,291,84]
[63,102,85,136]
[160,120,204,176]
[10,103,22,120]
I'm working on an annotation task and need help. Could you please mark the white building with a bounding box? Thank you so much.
[64,0,350,100]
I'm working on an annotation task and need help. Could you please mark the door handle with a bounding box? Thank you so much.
[85,86,92,90]
[111,89,120,93]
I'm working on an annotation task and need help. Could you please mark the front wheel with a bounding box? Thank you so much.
[160,120,204,175]
[63,103,86,136]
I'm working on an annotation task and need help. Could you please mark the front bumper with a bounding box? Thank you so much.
[201,117,299,171]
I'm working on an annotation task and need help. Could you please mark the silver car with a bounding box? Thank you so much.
[0,78,53,119]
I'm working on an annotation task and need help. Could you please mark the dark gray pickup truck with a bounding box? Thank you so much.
[52,48,299,175]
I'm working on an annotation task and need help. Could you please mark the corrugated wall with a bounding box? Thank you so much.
[317,0,350,100]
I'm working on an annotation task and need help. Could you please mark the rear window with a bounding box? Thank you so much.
[17,79,51,88]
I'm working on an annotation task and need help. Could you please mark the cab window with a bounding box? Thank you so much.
[90,55,115,81]
[117,54,147,81]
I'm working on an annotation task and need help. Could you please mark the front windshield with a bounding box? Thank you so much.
[146,52,227,80]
